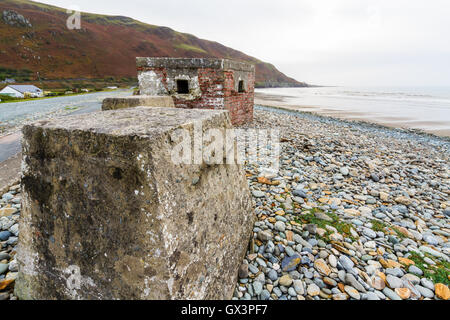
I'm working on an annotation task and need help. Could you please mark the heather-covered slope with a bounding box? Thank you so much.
[0,0,306,87]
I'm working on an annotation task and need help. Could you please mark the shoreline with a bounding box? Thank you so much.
[255,93,450,138]
[255,103,450,145]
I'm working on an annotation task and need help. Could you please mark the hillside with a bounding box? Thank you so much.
[0,0,306,88]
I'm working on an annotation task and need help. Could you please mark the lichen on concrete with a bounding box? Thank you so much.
[15,107,254,300]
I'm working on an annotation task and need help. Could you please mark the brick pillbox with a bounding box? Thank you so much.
[136,57,255,125]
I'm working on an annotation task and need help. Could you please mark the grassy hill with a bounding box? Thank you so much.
[0,0,306,88]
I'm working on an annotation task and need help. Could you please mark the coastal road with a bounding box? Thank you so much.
[0,89,133,129]
[0,89,133,190]
[0,89,133,159]
[0,132,21,163]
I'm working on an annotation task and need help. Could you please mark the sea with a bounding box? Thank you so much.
[255,86,450,137]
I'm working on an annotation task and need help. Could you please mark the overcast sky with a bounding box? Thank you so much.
[34,0,450,86]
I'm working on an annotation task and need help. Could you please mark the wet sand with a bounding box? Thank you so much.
[255,92,450,137]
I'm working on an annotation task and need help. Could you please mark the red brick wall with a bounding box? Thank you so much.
[172,68,226,110]
[223,71,255,126]
[138,66,254,125]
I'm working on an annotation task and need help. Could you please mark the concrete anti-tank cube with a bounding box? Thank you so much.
[15,107,254,300]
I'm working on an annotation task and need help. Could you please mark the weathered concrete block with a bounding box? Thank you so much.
[15,107,254,300]
[102,95,175,111]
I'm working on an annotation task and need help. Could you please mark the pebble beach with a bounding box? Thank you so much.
[232,106,449,300]
[0,106,449,300]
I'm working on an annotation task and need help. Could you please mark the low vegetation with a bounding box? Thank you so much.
[0,86,122,104]
[0,67,33,82]
[408,251,450,286]
[64,106,79,111]
[370,219,406,239]
[175,43,207,54]
[295,208,357,241]
[0,94,19,102]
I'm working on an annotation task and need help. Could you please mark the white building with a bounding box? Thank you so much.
[0,85,44,98]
